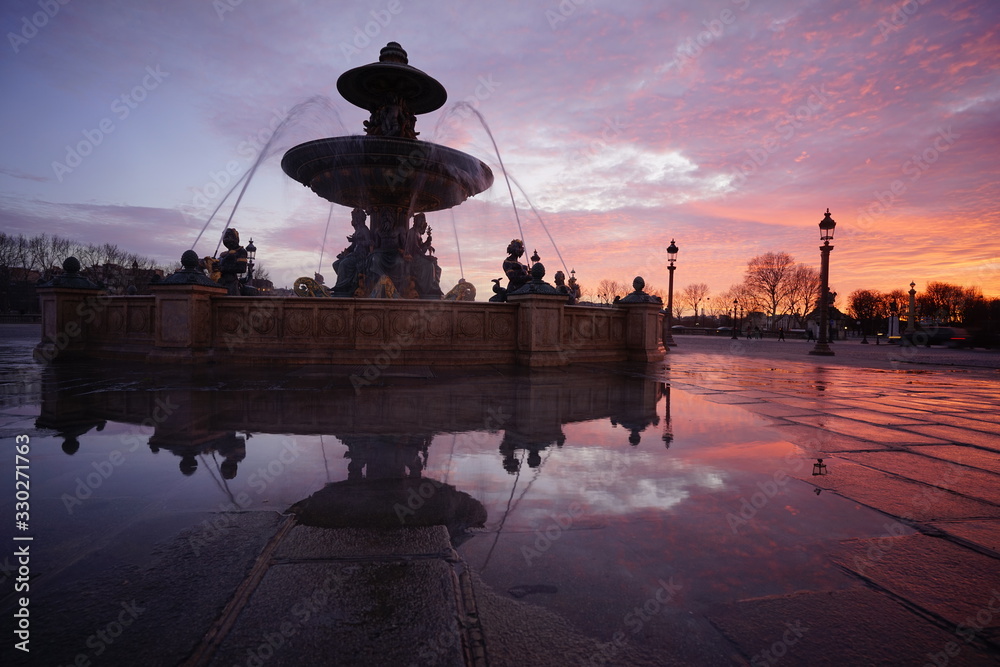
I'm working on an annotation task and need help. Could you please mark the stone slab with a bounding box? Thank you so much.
[900,424,1000,451]
[916,445,1000,475]
[832,534,1000,641]
[798,460,1000,522]
[826,408,929,426]
[928,520,1000,556]
[273,524,454,560]
[766,423,891,453]
[709,587,994,666]
[209,560,465,667]
[928,413,1000,434]
[784,414,951,445]
[838,450,1000,505]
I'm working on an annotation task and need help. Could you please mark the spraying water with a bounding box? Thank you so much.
[317,203,334,275]
[440,102,526,250]
[189,95,345,255]
[508,174,569,276]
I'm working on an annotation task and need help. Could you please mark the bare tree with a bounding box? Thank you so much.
[680,283,710,322]
[848,289,885,335]
[919,282,967,324]
[785,263,820,326]
[596,279,627,304]
[743,251,796,320]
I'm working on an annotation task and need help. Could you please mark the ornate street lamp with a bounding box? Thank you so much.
[245,238,257,283]
[731,298,738,339]
[809,209,836,356]
[663,239,679,347]
[906,281,917,334]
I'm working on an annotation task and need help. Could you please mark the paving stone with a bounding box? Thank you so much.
[825,408,929,426]
[785,414,951,445]
[900,424,1000,451]
[767,423,892,453]
[798,460,1000,522]
[709,587,994,666]
[838,450,1000,505]
[209,560,465,667]
[928,520,1000,555]
[274,525,454,560]
[832,535,1000,639]
[915,445,1000,475]
[928,413,1000,434]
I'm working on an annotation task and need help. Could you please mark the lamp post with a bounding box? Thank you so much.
[906,281,916,334]
[245,238,257,284]
[731,298,739,339]
[809,209,836,356]
[663,239,678,347]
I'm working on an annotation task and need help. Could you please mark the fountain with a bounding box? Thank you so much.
[282,42,493,299]
[34,43,665,367]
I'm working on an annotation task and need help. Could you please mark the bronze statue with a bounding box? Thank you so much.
[502,239,530,292]
[403,213,441,298]
[554,270,578,305]
[217,228,248,296]
[363,94,419,139]
[332,208,374,295]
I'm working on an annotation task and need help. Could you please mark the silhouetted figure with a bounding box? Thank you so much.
[217,228,248,296]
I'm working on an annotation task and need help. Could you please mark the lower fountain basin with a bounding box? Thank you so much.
[281,136,494,212]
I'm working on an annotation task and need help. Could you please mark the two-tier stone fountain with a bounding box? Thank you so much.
[281,42,494,299]
[36,42,665,368]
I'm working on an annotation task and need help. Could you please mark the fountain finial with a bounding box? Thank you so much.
[379,42,408,64]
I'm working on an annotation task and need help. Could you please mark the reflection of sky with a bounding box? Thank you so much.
[3,353,915,657]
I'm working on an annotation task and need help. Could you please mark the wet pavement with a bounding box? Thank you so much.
[1,324,998,665]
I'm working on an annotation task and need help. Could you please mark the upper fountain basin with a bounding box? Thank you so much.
[281,136,494,212]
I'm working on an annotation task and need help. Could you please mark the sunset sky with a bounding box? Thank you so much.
[2,0,998,304]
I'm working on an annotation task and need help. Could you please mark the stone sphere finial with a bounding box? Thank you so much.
[63,256,81,274]
[633,276,645,292]
[181,250,200,270]
[379,42,408,64]
[531,262,545,281]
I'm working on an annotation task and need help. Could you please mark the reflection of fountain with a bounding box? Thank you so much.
[282,42,494,299]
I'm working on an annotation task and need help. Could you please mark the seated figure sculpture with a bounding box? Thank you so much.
[554,271,578,305]
[403,213,442,298]
[503,239,530,292]
[217,228,248,296]
[332,208,374,296]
